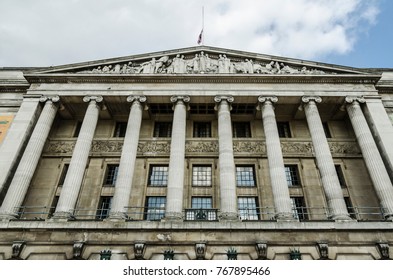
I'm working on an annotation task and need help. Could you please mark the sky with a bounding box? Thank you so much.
[0,0,392,68]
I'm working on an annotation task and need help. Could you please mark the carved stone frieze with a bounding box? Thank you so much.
[76,51,332,75]
[281,141,313,154]
[138,141,170,155]
[45,140,75,154]
[329,141,361,155]
[233,140,265,154]
[43,139,361,157]
[91,140,123,153]
[185,140,218,154]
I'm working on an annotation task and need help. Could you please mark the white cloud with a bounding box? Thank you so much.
[0,0,380,66]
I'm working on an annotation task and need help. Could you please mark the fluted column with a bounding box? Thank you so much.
[258,96,293,220]
[302,96,350,220]
[109,96,146,220]
[215,96,238,221]
[0,96,41,200]
[345,96,393,220]
[52,96,102,220]
[164,96,189,221]
[0,96,60,220]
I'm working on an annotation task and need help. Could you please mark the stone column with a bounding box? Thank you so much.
[258,96,293,220]
[109,96,146,220]
[52,96,102,220]
[0,96,41,201]
[362,96,393,183]
[215,96,238,221]
[346,96,393,220]
[302,96,350,220]
[0,96,59,220]
[164,96,189,221]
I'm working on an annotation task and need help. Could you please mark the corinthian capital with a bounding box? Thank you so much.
[214,95,234,103]
[170,95,190,103]
[127,95,147,103]
[302,96,322,104]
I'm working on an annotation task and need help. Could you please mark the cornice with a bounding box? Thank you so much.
[23,73,381,85]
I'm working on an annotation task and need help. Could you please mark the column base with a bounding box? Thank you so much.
[163,212,183,222]
[0,211,18,222]
[330,214,353,221]
[107,211,128,221]
[219,212,239,221]
[50,211,75,222]
[275,212,296,222]
[384,214,393,221]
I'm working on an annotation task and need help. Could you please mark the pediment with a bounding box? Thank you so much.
[33,46,369,76]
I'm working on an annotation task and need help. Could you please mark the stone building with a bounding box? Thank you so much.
[0,46,393,260]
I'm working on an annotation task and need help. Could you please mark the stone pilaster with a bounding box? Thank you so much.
[362,96,393,183]
[0,96,59,220]
[52,96,102,220]
[164,96,189,221]
[302,96,350,220]
[109,96,146,220]
[346,96,393,220]
[258,96,293,220]
[215,96,238,221]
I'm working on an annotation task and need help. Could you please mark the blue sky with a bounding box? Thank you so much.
[324,0,393,68]
[0,0,391,69]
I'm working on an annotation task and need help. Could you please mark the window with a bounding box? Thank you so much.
[73,121,82,137]
[114,122,127,137]
[285,165,301,187]
[322,122,332,138]
[187,197,216,221]
[335,165,346,188]
[145,196,166,221]
[48,196,59,218]
[232,122,251,138]
[277,122,291,138]
[153,122,172,137]
[344,197,356,219]
[236,166,256,187]
[104,165,119,186]
[191,197,212,209]
[238,197,259,220]
[192,165,212,187]
[148,165,169,186]
[193,122,211,137]
[96,197,112,220]
[58,164,69,186]
[291,197,308,221]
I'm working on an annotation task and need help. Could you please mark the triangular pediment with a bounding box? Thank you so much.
[32,46,370,76]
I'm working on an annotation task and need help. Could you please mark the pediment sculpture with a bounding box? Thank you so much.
[77,51,330,75]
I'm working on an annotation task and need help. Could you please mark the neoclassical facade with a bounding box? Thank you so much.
[0,46,393,260]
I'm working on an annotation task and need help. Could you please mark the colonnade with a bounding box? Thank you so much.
[1,94,393,221]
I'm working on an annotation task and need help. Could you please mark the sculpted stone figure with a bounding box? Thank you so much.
[78,52,332,76]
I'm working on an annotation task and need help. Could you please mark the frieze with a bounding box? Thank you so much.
[233,140,265,154]
[185,140,218,153]
[76,51,332,76]
[43,139,361,157]
[137,141,170,155]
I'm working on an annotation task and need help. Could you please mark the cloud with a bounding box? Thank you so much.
[0,0,380,66]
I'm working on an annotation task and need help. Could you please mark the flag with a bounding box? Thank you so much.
[197,29,203,44]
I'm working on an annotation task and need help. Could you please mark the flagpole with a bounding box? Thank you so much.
[202,6,204,45]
